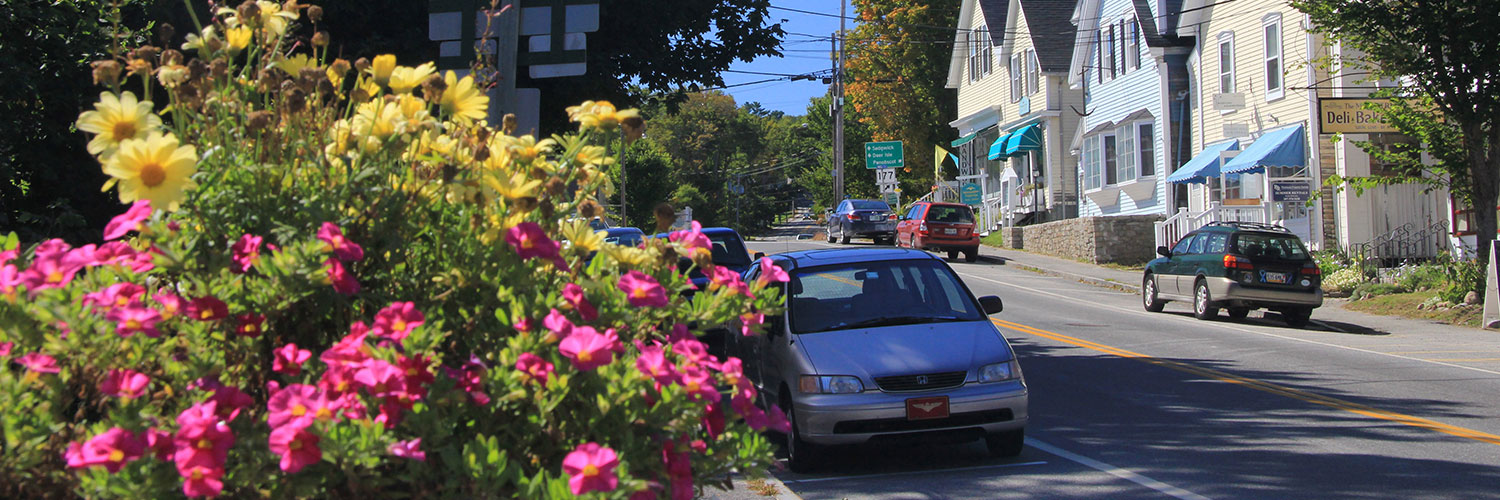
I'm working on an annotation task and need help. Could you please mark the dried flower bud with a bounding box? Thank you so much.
[209,59,229,80]
[329,58,351,77]
[206,36,224,53]
[311,30,329,47]
[256,68,280,93]
[126,58,154,78]
[351,88,371,103]
[157,23,176,46]
[501,114,518,135]
[247,110,273,132]
[622,115,645,144]
[544,177,566,197]
[161,49,184,67]
[316,78,336,100]
[578,199,603,219]
[299,66,325,84]
[420,73,447,100]
[536,199,552,218]
[473,145,490,163]
[91,60,122,86]
[307,5,324,22]
[473,126,490,143]
[237,1,261,23]
[188,59,209,80]
[691,248,716,270]
[282,87,307,113]
[353,57,371,73]
[130,46,160,63]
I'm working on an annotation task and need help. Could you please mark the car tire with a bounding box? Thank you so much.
[964,248,979,262]
[1227,307,1250,320]
[947,249,959,260]
[1142,274,1166,312]
[985,429,1025,458]
[1283,307,1312,328]
[782,396,819,473]
[826,226,836,243]
[840,230,851,245]
[1193,279,1220,320]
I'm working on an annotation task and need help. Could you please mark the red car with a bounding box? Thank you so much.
[896,202,981,262]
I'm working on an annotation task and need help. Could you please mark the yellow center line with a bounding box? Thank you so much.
[990,317,1500,447]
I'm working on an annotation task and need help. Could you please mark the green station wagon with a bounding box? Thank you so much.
[1142,222,1322,327]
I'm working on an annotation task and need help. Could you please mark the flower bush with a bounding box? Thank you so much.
[0,3,785,498]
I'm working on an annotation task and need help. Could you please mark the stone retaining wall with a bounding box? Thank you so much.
[1015,215,1163,264]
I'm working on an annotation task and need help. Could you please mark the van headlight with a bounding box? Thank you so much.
[978,361,1019,383]
[799,375,864,394]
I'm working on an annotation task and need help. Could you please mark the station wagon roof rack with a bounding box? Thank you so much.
[1205,221,1291,233]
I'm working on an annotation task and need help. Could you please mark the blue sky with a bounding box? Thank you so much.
[721,1,856,116]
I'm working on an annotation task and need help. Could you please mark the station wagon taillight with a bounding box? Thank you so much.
[1224,254,1254,270]
[1302,263,1321,276]
[847,213,858,221]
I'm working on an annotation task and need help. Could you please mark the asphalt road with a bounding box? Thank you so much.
[744,238,1500,499]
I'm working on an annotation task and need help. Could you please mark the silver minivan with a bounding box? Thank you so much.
[730,248,1028,472]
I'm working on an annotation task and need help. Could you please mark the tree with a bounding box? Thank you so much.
[610,142,677,229]
[1292,0,1500,263]
[800,94,877,211]
[844,0,960,200]
[525,0,785,133]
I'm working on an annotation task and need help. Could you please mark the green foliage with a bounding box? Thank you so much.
[1436,254,1484,304]
[1322,267,1366,294]
[0,9,781,499]
[1390,262,1446,293]
[1351,282,1403,300]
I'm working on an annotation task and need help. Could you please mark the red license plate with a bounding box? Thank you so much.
[906,396,950,420]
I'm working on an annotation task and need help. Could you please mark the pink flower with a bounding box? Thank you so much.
[515,352,554,385]
[154,292,185,319]
[273,343,312,375]
[185,296,228,321]
[317,222,365,262]
[617,270,669,308]
[758,256,789,284]
[635,342,677,385]
[268,384,333,430]
[388,438,426,461]
[514,317,534,333]
[91,241,135,267]
[229,233,262,274]
[709,265,750,296]
[373,301,424,342]
[562,442,620,495]
[83,282,147,310]
[0,265,19,297]
[325,258,360,295]
[668,221,711,256]
[180,463,223,498]
[442,355,490,405]
[376,396,412,429]
[558,326,619,371]
[321,323,372,368]
[173,402,234,470]
[63,427,146,473]
[668,323,694,342]
[0,247,15,267]
[268,425,322,473]
[355,360,407,398]
[103,201,153,240]
[234,313,265,337]
[719,357,746,388]
[739,311,765,337]
[105,305,164,338]
[702,396,726,439]
[100,369,151,398]
[672,338,718,370]
[397,354,435,398]
[676,365,719,402]
[765,404,791,433]
[505,222,568,270]
[14,352,59,373]
[206,385,254,422]
[18,245,86,291]
[562,283,599,321]
[0,342,12,358]
[542,308,574,341]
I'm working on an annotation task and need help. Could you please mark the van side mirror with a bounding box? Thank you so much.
[978,295,1004,315]
[1156,246,1172,258]
[753,251,766,260]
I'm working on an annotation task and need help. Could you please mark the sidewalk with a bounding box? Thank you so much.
[976,244,1143,294]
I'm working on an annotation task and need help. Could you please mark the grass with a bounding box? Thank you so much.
[980,232,1007,248]
[1341,290,1483,328]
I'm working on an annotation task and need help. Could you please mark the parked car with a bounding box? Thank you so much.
[896,202,981,262]
[600,227,644,247]
[728,248,1027,472]
[1142,221,1323,327]
[827,199,897,245]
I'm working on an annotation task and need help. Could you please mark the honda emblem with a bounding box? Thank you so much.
[916,375,929,385]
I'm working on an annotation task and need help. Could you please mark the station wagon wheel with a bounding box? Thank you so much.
[782,395,819,473]
[1282,307,1312,328]
[947,249,959,260]
[1193,279,1220,320]
[1227,307,1250,320]
[840,228,851,244]
[826,225,836,243]
[1142,274,1165,312]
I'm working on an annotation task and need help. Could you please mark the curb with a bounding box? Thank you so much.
[977,254,1141,295]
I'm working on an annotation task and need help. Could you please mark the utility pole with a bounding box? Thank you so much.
[831,0,847,204]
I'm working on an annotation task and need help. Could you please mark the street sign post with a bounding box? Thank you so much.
[960,183,982,205]
[883,192,899,207]
[864,141,903,169]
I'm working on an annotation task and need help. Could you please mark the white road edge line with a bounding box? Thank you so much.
[956,271,1500,378]
[1027,438,1212,500]
[778,460,1048,485]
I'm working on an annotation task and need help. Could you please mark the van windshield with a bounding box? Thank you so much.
[788,260,982,334]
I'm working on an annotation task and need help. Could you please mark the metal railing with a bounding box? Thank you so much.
[1154,202,1270,249]
[1352,219,1448,273]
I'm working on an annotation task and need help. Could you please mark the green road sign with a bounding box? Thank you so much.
[883,192,900,207]
[961,183,982,205]
[864,141,903,169]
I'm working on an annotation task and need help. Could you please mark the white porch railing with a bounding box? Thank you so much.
[1154,202,1269,249]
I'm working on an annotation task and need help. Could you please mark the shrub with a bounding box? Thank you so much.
[0,5,782,499]
[1322,267,1365,294]
[1351,282,1403,300]
[1390,261,1446,293]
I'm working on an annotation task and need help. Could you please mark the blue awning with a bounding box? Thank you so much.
[1002,123,1045,157]
[1166,139,1240,184]
[1222,124,1306,175]
[987,130,1016,160]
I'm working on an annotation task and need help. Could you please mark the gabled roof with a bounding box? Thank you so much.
[1068,0,1195,86]
[945,0,978,88]
[1018,0,1079,73]
[978,0,1010,41]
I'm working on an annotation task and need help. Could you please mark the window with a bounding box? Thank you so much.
[1224,173,1243,200]
[1187,233,1207,254]
[967,33,978,81]
[1083,135,1102,190]
[1137,122,1156,176]
[1126,18,1141,70]
[1117,124,1137,181]
[788,260,983,334]
[1263,14,1284,100]
[1026,50,1039,94]
[1171,233,1198,254]
[968,27,993,81]
[1218,32,1235,94]
[1009,54,1022,102]
[1204,233,1229,254]
[1103,134,1118,185]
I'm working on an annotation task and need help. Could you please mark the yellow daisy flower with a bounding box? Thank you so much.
[273,54,317,76]
[484,171,541,201]
[440,71,489,123]
[560,218,605,253]
[565,100,596,122]
[577,101,642,131]
[387,62,436,94]
[102,132,198,211]
[157,65,189,88]
[574,145,615,168]
[182,26,221,59]
[395,94,437,136]
[368,54,397,86]
[76,91,163,156]
[602,243,656,268]
[504,134,556,164]
[352,100,399,141]
[225,26,253,55]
